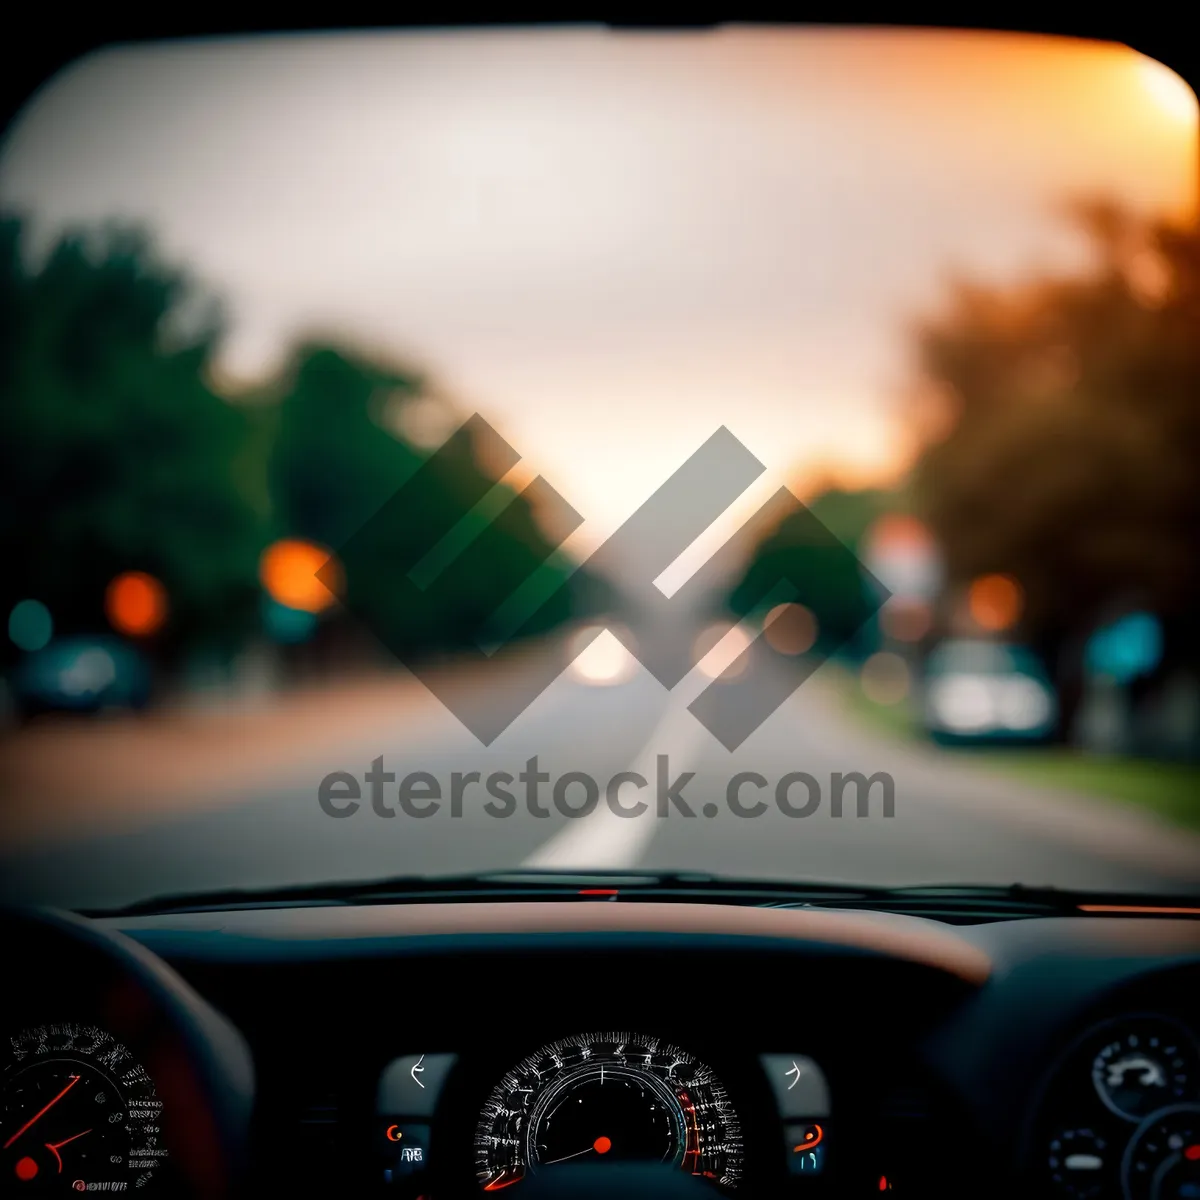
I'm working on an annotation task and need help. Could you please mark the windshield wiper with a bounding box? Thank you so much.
[83,870,1200,920]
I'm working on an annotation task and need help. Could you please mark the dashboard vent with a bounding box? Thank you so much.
[293,1089,344,1176]
[298,1093,340,1135]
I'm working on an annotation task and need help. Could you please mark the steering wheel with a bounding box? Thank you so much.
[0,905,254,1199]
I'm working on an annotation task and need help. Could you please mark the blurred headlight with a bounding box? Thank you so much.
[569,626,637,686]
[927,673,995,732]
[927,670,1055,734]
[58,647,117,697]
[996,675,1055,731]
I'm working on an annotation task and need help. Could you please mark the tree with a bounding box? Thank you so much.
[266,341,592,664]
[908,201,1200,733]
[807,486,905,555]
[725,486,893,659]
[0,216,264,673]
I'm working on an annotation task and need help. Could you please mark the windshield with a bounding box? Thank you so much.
[1,25,1198,911]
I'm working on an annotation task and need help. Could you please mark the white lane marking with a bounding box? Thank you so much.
[521,678,710,869]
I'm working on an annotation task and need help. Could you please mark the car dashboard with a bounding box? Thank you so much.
[2,900,1199,1200]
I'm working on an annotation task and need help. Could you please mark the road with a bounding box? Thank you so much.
[2,649,1198,911]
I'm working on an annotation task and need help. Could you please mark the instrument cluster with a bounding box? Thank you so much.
[373,1032,834,1198]
[1032,1012,1200,1200]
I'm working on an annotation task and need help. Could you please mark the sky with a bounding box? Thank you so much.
[0,25,1196,553]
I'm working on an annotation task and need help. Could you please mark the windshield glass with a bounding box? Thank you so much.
[1,26,1198,910]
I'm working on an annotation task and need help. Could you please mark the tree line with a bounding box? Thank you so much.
[730,200,1200,741]
[0,215,592,682]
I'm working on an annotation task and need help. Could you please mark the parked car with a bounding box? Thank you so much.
[10,636,152,720]
[920,637,1057,745]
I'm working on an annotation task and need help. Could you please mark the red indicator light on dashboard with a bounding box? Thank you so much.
[878,1176,891,1191]
[1185,1145,1200,1161]
[792,1124,823,1152]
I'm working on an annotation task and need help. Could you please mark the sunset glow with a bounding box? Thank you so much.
[1,28,1193,537]
[1137,57,1199,129]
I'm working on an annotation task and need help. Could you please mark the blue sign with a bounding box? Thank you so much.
[1084,612,1162,684]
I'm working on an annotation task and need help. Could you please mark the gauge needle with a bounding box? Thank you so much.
[3,1075,81,1149]
[543,1137,612,1165]
[483,1177,522,1192]
[46,1129,92,1173]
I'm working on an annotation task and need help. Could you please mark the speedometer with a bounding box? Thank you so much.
[1,1023,166,1194]
[474,1032,744,1193]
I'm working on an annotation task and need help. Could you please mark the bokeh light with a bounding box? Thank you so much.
[259,539,340,614]
[880,598,932,642]
[1125,247,1173,308]
[862,514,943,599]
[569,626,637,685]
[391,393,458,449]
[860,651,911,705]
[1085,611,1163,683]
[995,676,1055,731]
[694,622,753,680]
[8,599,52,652]
[968,573,1024,632]
[763,603,817,655]
[1137,57,1199,127]
[60,646,118,697]
[105,572,168,637]
[927,674,993,733]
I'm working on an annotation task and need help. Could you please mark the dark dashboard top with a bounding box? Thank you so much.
[4,901,1199,1199]
[114,904,1200,1195]
[93,900,1200,1019]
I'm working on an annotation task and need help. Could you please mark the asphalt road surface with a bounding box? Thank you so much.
[2,651,1198,911]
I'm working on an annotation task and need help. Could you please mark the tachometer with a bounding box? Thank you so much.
[474,1032,744,1192]
[2,1023,166,1194]
[1092,1017,1199,1122]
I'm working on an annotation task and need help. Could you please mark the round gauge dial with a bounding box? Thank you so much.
[1,1024,166,1194]
[474,1032,744,1193]
[1048,1127,1111,1199]
[1121,1104,1200,1200]
[1092,1018,1199,1122]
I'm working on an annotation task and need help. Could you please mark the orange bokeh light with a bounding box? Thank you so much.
[968,573,1024,631]
[763,603,817,655]
[880,598,933,642]
[259,539,340,613]
[864,514,935,554]
[105,571,168,637]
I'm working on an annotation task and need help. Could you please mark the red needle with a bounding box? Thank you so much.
[542,1137,613,1165]
[45,1128,92,1174]
[3,1075,81,1149]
